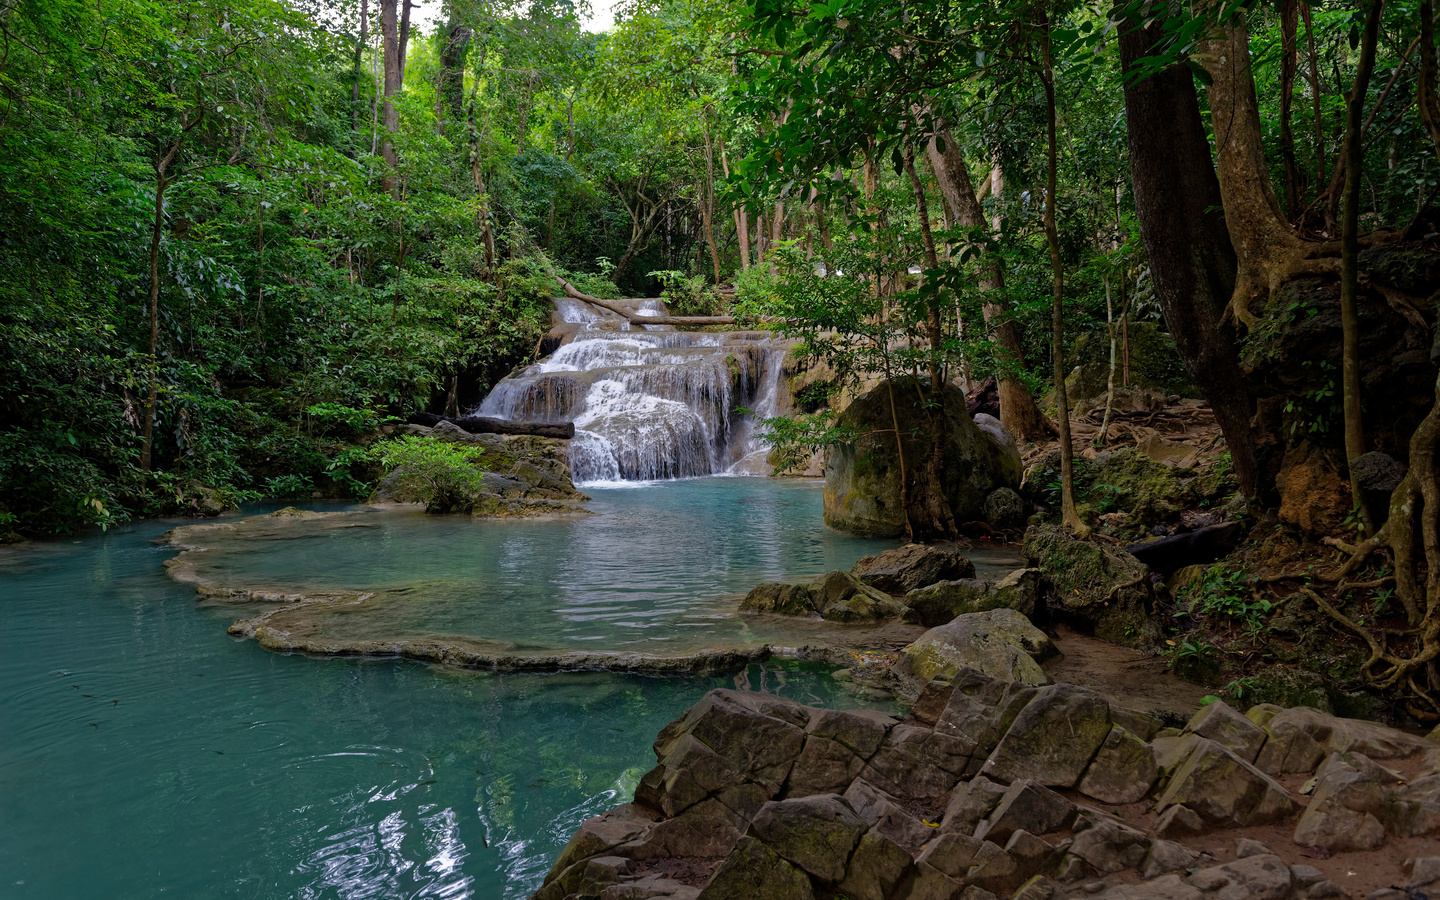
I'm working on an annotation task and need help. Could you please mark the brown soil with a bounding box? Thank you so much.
[1044,624,1210,718]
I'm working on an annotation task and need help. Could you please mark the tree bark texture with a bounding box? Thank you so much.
[439,22,472,134]
[1194,18,1310,323]
[1120,19,1262,502]
[925,125,1049,443]
[379,0,400,195]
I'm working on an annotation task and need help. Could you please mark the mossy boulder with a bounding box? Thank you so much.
[1022,447,1234,540]
[893,608,1055,688]
[823,378,1019,538]
[740,571,904,622]
[1023,524,1162,648]
[900,569,1039,627]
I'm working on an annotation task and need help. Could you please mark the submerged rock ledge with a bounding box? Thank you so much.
[158,508,936,677]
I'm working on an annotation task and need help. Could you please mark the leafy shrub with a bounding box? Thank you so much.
[372,436,491,513]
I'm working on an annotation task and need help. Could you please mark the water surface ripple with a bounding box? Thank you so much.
[1,480,900,899]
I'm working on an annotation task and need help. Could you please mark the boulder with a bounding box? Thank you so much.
[824,379,1019,538]
[1023,524,1162,648]
[1276,443,1351,536]
[975,780,1078,843]
[696,835,815,900]
[1183,701,1267,764]
[893,609,1055,689]
[857,724,973,800]
[982,487,1026,531]
[981,685,1113,788]
[1064,817,1152,875]
[974,413,1023,489]
[851,543,976,595]
[748,795,867,884]
[1292,769,1388,853]
[739,582,821,617]
[1076,725,1160,805]
[837,832,911,900]
[844,778,934,853]
[1184,854,1293,900]
[739,572,904,622]
[814,570,906,622]
[901,578,1034,628]
[1155,737,1296,827]
[940,775,1009,837]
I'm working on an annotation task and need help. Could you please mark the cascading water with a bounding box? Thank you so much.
[476,301,788,483]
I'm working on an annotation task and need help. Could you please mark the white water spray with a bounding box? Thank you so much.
[476,302,788,483]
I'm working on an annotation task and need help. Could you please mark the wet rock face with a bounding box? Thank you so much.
[535,678,1440,900]
[823,378,1021,538]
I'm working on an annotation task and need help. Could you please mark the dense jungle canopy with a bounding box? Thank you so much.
[4,0,1440,545]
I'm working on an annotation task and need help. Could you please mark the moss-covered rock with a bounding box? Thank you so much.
[900,570,1039,627]
[1023,524,1162,648]
[893,608,1055,688]
[823,378,1019,538]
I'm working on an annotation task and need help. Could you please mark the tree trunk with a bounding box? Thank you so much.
[701,120,723,285]
[1040,19,1086,535]
[925,124,1050,442]
[1421,0,1440,161]
[439,22,472,135]
[1342,0,1385,535]
[379,0,400,195]
[903,145,959,540]
[352,0,369,135]
[1280,0,1304,219]
[1305,4,1327,192]
[1120,18,1262,503]
[1097,277,1117,445]
[1194,17,1310,324]
[397,0,413,87]
[724,149,751,270]
[140,167,171,474]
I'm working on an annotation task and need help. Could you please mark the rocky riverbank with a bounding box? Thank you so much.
[535,668,1440,900]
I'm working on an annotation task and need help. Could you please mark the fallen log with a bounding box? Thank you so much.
[406,413,575,439]
[552,275,743,327]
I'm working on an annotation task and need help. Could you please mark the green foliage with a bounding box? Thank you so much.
[755,411,857,473]
[1184,566,1274,626]
[372,436,492,513]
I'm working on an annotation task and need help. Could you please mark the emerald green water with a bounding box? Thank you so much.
[0,479,927,899]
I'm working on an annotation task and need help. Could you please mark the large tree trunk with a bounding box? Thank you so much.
[379,0,400,195]
[1421,0,1440,160]
[397,0,414,87]
[1120,19,1262,502]
[1193,18,1313,323]
[925,124,1050,443]
[438,22,472,135]
[1342,0,1385,534]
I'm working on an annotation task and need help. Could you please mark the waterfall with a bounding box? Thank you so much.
[476,301,789,484]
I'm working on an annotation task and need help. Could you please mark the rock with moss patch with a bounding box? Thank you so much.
[1023,524,1161,648]
[894,609,1055,689]
[901,574,1037,627]
[823,379,1020,538]
[980,684,1113,788]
